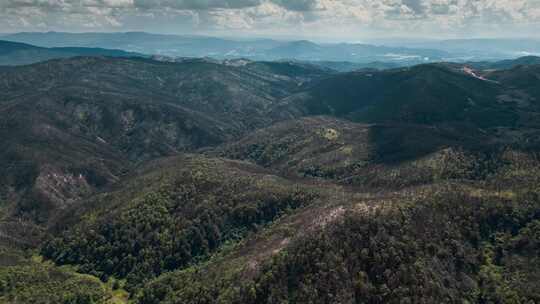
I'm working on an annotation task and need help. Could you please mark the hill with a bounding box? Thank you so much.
[0,56,330,229]
[467,56,540,71]
[0,40,143,65]
[211,116,491,186]
[272,64,519,128]
[487,64,540,110]
[0,247,118,303]
[306,60,402,72]
[42,135,540,304]
[2,56,540,303]
[137,185,540,304]
[3,56,540,236]
[41,154,321,289]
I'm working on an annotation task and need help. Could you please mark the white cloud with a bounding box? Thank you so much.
[0,0,539,38]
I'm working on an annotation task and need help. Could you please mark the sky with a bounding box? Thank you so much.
[1,0,540,40]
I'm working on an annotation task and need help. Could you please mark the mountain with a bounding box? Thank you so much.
[272,63,521,128]
[467,56,540,70]
[265,40,447,63]
[487,64,540,111]
[377,38,540,60]
[2,32,448,63]
[428,38,540,55]
[0,40,144,65]
[6,33,540,65]
[136,183,540,304]
[2,32,275,57]
[211,116,494,187]
[306,60,402,72]
[42,154,321,289]
[266,40,324,59]
[0,56,330,229]
[2,55,540,303]
[42,116,540,303]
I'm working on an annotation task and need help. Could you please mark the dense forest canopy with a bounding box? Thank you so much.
[1,49,540,303]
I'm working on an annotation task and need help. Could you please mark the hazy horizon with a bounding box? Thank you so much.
[2,30,540,43]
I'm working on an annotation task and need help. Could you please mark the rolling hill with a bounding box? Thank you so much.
[211,116,496,187]
[468,56,540,70]
[487,64,540,109]
[42,119,540,304]
[2,55,540,304]
[272,63,519,128]
[0,56,330,229]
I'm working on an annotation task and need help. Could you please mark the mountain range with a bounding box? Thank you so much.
[1,42,540,303]
[369,38,540,60]
[5,32,540,64]
[1,32,448,64]
[0,40,144,66]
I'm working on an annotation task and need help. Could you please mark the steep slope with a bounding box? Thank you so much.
[0,40,143,65]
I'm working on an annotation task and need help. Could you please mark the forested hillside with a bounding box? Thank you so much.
[2,55,540,303]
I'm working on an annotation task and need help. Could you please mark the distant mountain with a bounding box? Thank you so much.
[267,40,324,58]
[266,40,447,63]
[3,32,448,63]
[305,60,402,72]
[0,40,144,65]
[7,33,540,65]
[383,38,540,60]
[428,38,540,54]
[1,32,288,59]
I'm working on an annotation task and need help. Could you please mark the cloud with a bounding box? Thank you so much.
[132,0,260,10]
[0,0,539,38]
[271,0,318,11]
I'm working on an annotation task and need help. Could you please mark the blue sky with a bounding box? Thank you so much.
[2,0,540,40]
